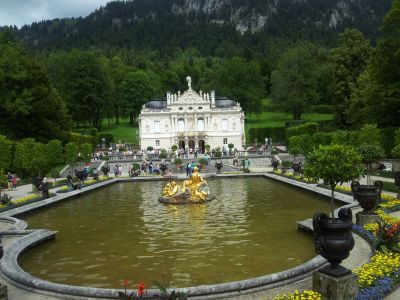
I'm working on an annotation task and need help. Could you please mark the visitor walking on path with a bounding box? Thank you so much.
[12,175,18,191]
[7,172,13,191]
[67,172,73,192]
[39,177,49,199]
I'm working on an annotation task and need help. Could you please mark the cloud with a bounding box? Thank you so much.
[0,0,110,27]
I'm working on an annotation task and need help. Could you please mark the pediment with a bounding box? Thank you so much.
[178,89,204,103]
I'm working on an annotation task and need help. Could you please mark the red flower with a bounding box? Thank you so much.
[123,278,129,287]
[137,281,145,296]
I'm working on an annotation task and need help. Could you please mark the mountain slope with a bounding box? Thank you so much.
[14,0,392,54]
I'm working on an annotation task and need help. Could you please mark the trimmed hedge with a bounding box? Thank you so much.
[309,104,336,114]
[286,122,319,139]
[68,132,115,147]
[68,132,96,146]
[73,128,98,136]
[382,181,400,194]
[248,127,286,143]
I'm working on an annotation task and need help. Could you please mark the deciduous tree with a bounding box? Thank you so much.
[0,32,71,141]
[270,44,319,120]
[121,70,153,126]
[331,29,371,127]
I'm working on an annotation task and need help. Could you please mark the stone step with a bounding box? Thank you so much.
[297,218,313,232]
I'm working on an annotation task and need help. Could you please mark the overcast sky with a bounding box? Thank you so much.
[0,0,111,27]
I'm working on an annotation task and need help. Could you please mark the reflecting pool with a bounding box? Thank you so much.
[20,177,333,288]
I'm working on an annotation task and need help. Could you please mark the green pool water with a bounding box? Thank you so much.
[20,177,333,288]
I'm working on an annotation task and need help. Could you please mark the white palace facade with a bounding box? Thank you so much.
[139,76,245,153]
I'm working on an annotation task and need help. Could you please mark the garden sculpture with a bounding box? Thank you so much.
[159,166,215,204]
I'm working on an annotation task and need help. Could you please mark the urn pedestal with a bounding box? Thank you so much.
[356,212,381,227]
[313,271,358,300]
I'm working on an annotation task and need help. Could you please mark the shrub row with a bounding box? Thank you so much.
[286,122,319,139]
[67,132,114,146]
[248,127,286,143]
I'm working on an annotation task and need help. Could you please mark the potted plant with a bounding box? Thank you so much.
[214,148,222,158]
[228,143,234,154]
[214,159,223,174]
[292,161,302,173]
[352,144,385,214]
[280,160,292,174]
[198,157,208,171]
[304,144,363,277]
[174,157,182,171]
[358,144,385,185]
[205,144,211,153]
[288,135,302,164]
[271,159,280,170]
[101,165,110,176]
[171,144,178,152]
[159,149,168,159]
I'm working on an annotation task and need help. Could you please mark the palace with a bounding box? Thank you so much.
[139,76,245,153]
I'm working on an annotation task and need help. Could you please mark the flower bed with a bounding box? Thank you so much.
[271,170,317,184]
[354,195,400,299]
[273,290,322,299]
[0,194,54,213]
[354,251,400,300]
[56,177,110,193]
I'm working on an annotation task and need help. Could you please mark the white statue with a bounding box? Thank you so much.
[186,76,192,90]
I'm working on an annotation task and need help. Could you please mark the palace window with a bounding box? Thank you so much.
[197,118,205,131]
[222,119,228,131]
[154,121,160,133]
[223,138,228,145]
[155,140,160,147]
[178,118,185,132]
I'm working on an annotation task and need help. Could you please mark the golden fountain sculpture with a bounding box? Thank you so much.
[159,166,215,204]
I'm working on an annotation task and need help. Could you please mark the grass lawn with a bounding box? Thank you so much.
[98,119,138,144]
[244,111,335,142]
[245,112,335,129]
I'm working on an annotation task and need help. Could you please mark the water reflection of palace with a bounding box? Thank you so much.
[139,76,245,153]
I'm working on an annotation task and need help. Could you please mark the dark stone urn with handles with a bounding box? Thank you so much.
[313,207,355,278]
[351,181,383,215]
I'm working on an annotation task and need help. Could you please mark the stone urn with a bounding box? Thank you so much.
[271,160,279,170]
[101,166,110,176]
[215,161,223,174]
[292,162,302,173]
[394,171,400,199]
[351,181,383,215]
[313,207,355,277]
[160,163,168,176]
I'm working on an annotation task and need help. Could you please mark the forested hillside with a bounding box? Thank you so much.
[13,0,392,55]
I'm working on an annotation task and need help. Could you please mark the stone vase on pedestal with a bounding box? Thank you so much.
[394,171,400,199]
[352,181,383,226]
[313,207,355,278]
[312,208,358,299]
[292,162,302,173]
